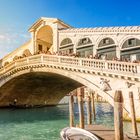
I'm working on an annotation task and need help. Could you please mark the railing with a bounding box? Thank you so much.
[0,54,140,77]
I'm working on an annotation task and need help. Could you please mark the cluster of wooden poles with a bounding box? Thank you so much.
[69,87,139,140]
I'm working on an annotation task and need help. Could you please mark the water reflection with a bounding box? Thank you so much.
[0,103,139,140]
[0,106,69,123]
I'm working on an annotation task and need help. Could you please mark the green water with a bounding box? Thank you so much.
[0,103,139,140]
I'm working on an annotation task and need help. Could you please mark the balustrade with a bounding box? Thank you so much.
[29,55,41,63]
[107,61,138,73]
[60,57,79,66]
[16,58,28,67]
[4,61,15,70]
[0,54,140,78]
[81,59,105,69]
[43,55,59,63]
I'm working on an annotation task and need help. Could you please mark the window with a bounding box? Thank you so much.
[82,38,87,44]
[122,38,140,48]
[78,37,92,46]
[60,38,72,46]
[103,38,109,44]
[128,38,136,46]
[38,44,43,51]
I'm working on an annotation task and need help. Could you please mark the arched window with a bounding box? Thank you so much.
[97,37,116,60]
[60,38,72,46]
[77,37,92,46]
[122,38,140,49]
[98,38,115,47]
[76,37,93,58]
[36,25,53,54]
[59,38,73,55]
[121,38,140,61]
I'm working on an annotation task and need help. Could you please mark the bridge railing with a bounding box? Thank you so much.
[81,59,105,69]
[107,61,138,73]
[42,55,140,75]
[43,55,59,62]
[15,58,28,67]
[0,54,140,77]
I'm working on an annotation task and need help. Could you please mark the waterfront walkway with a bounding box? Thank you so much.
[86,125,138,140]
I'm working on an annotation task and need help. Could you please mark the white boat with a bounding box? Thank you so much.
[60,127,100,140]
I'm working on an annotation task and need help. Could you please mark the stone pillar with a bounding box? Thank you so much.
[30,31,35,54]
[73,44,77,54]
[73,38,77,54]
[93,44,97,57]
[116,45,121,60]
[114,90,124,140]
[52,24,59,53]
[34,30,39,54]
[77,87,84,129]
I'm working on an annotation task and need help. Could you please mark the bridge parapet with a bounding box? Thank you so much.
[0,54,140,81]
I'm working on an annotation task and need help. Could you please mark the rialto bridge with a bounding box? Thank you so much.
[0,17,140,120]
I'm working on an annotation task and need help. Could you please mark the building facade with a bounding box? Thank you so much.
[1,17,140,66]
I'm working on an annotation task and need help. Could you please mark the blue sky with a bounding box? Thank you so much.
[0,0,140,58]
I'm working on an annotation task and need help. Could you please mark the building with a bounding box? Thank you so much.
[1,17,140,66]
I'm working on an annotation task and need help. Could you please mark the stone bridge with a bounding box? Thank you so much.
[0,54,140,120]
[1,17,140,120]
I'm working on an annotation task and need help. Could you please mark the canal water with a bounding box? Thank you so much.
[0,103,139,140]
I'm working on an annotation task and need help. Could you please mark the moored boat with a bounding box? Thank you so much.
[60,127,100,140]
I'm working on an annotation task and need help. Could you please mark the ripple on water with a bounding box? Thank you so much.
[0,103,139,139]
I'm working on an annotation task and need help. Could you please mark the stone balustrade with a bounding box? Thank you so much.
[0,54,140,80]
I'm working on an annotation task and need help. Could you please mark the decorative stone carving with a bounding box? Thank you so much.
[125,81,135,88]
[100,78,112,91]
[30,67,34,72]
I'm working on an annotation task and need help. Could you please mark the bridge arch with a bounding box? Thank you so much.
[36,25,53,54]
[0,56,134,118]
[0,71,83,107]
[0,66,115,108]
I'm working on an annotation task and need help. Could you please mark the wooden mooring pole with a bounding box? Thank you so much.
[69,94,74,127]
[77,87,84,129]
[129,92,138,137]
[91,92,96,121]
[114,90,124,140]
[87,95,92,125]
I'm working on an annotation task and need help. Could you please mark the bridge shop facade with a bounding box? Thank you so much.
[1,17,140,66]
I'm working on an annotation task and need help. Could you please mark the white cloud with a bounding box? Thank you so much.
[0,50,10,59]
[0,30,30,58]
[0,35,6,40]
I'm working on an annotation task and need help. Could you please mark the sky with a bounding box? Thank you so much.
[0,0,140,58]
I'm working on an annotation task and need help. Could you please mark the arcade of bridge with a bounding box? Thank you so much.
[36,25,53,54]
[1,18,140,67]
